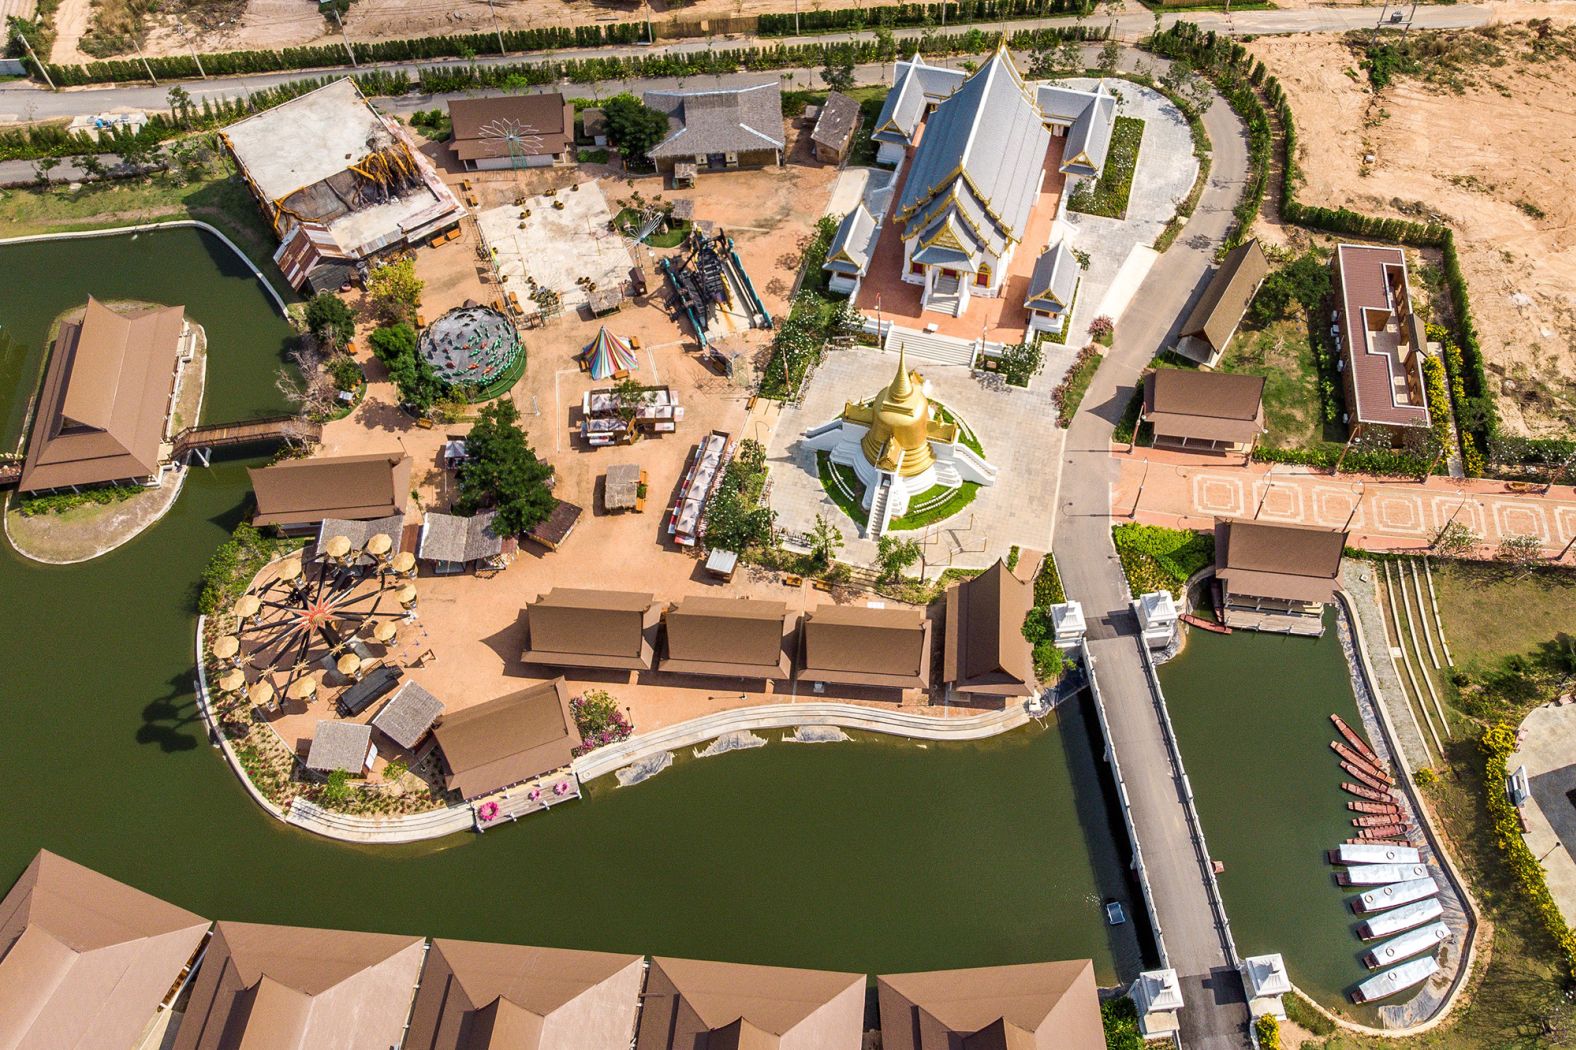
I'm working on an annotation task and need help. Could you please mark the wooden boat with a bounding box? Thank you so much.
[1351,877,1438,914]
[1332,714,1383,766]
[1336,863,1429,886]
[1342,781,1396,803]
[1351,956,1440,1003]
[1360,898,1444,939]
[1348,801,1402,816]
[1353,814,1408,829]
[1363,922,1451,969]
[1332,741,1393,783]
[1180,612,1231,634]
[1359,825,1411,841]
[1348,836,1416,848]
[1341,761,1394,792]
[1330,843,1421,866]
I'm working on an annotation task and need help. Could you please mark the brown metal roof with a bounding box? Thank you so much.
[0,850,209,1050]
[525,500,583,550]
[942,560,1037,696]
[405,939,643,1050]
[1178,239,1269,354]
[1215,518,1347,605]
[170,921,425,1050]
[19,297,186,492]
[877,960,1104,1050]
[1335,244,1430,429]
[635,957,865,1050]
[431,678,581,799]
[811,91,862,153]
[522,588,659,670]
[448,93,574,162]
[660,596,795,680]
[248,452,411,527]
[1142,370,1266,445]
[800,604,931,690]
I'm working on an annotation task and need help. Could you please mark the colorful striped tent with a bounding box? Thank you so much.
[581,326,639,380]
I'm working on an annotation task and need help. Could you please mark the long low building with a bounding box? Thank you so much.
[521,587,661,670]
[247,452,411,531]
[799,603,932,691]
[877,960,1105,1049]
[1214,518,1347,635]
[1141,369,1266,455]
[431,677,581,800]
[659,595,795,681]
[447,92,575,171]
[1175,239,1269,366]
[636,956,866,1050]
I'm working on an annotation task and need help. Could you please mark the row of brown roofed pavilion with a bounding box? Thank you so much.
[519,554,1047,699]
[2,849,1106,1050]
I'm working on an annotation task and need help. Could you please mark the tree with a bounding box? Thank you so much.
[76,153,106,179]
[703,441,774,553]
[807,514,844,568]
[1495,532,1544,575]
[1247,251,1331,326]
[305,292,356,350]
[601,93,671,170]
[820,46,856,93]
[275,342,339,422]
[612,377,655,438]
[166,85,193,126]
[876,535,921,583]
[456,399,557,536]
[369,322,446,411]
[1097,35,1121,77]
[33,155,59,185]
[1431,519,1479,559]
[366,258,423,324]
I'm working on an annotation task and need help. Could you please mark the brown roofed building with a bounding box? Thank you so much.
[522,588,661,670]
[448,93,576,171]
[811,91,862,164]
[877,960,1105,1050]
[943,558,1037,697]
[171,921,424,1050]
[405,940,643,1050]
[248,452,411,531]
[660,595,796,681]
[799,603,931,691]
[1176,239,1269,366]
[1141,369,1266,455]
[1334,243,1431,433]
[1215,518,1347,636]
[431,677,581,799]
[19,297,187,493]
[0,850,209,1050]
[635,956,865,1050]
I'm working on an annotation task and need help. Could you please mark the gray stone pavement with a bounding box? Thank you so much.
[1052,80,1253,1049]
[766,347,1061,572]
[1511,703,1576,928]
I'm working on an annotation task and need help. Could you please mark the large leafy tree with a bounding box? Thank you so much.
[457,399,557,535]
[601,93,672,169]
[367,258,423,324]
[369,322,446,411]
[305,292,355,350]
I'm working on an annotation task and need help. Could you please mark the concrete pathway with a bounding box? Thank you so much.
[1051,84,1253,1049]
[1510,703,1576,928]
[1116,446,1576,559]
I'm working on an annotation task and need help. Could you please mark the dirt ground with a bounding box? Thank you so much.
[1246,23,1576,439]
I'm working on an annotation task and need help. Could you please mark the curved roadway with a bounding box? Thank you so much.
[1050,92,1253,1048]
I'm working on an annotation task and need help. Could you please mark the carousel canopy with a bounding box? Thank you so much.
[581,326,638,381]
[417,304,521,387]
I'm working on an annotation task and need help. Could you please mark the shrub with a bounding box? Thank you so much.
[304,292,355,348]
[703,439,775,553]
[1051,345,1101,427]
[1247,251,1330,327]
[571,689,633,754]
[16,483,143,516]
[1111,523,1214,598]
[997,340,1044,387]
[1100,997,1142,1050]
[326,354,363,392]
[369,322,447,411]
[319,769,354,805]
[1254,1014,1282,1050]
[198,523,299,616]
[1088,315,1114,345]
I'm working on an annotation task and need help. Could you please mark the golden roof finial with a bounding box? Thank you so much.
[890,344,913,400]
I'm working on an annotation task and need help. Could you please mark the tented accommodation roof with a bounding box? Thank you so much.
[943,559,1037,696]
[635,956,865,1050]
[1215,518,1347,606]
[248,452,410,527]
[19,296,185,493]
[522,588,659,670]
[660,595,795,680]
[0,850,209,1050]
[170,921,425,1050]
[877,960,1104,1050]
[799,603,931,689]
[431,678,581,799]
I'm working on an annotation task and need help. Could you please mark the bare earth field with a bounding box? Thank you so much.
[1246,24,1576,438]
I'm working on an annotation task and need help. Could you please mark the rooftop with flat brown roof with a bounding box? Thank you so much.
[1142,369,1266,447]
[248,452,411,528]
[943,559,1037,696]
[877,960,1104,1050]
[1335,243,1430,430]
[521,587,660,670]
[1215,518,1347,605]
[660,595,795,680]
[635,956,865,1050]
[431,677,581,800]
[799,603,931,690]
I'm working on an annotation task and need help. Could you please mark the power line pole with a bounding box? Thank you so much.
[177,24,208,79]
[132,33,159,85]
[331,8,359,68]
[485,0,506,55]
[13,28,54,90]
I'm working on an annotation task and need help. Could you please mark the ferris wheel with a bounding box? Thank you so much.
[479,117,544,169]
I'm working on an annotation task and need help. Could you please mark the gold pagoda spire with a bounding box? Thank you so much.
[890,343,913,399]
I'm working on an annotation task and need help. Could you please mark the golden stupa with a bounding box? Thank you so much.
[841,345,957,477]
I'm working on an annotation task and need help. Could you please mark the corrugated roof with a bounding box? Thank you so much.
[1178,239,1269,354]
[645,83,785,159]
[20,297,185,492]
[1142,370,1265,444]
[942,560,1037,695]
[0,850,209,1050]
[800,604,931,689]
[636,957,865,1050]
[248,453,410,528]
[878,960,1104,1050]
[448,93,573,162]
[660,596,794,680]
[1215,518,1347,606]
[431,678,580,799]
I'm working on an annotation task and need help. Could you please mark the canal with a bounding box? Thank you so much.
[0,227,1146,984]
[1161,610,1377,1015]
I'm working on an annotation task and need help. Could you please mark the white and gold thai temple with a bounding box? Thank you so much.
[803,347,996,538]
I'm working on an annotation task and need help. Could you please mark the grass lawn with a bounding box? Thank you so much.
[888,481,979,532]
[1066,116,1145,220]
[0,169,282,277]
[816,451,866,526]
[1217,318,1324,448]
[1432,561,1576,673]
[613,207,686,248]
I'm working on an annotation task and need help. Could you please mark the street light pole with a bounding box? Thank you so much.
[486,0,506,55]
[331,8,358,68]
[12,28,54,90]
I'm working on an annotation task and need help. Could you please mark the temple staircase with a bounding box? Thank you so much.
[883,325,977,367]
[865,474,894,540]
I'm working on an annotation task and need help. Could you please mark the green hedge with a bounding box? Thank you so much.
[1111,522,1213,599]
[1252,442,1436,479]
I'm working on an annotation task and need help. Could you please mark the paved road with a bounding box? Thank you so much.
[0,3,1500,124]
[1051,84,1253,1048]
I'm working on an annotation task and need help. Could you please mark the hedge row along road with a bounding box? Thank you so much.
[0,4,1497,123]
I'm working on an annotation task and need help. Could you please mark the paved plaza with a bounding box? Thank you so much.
[766,346,1063,569]
[476,181,633,313]
[1511,703,1576,926]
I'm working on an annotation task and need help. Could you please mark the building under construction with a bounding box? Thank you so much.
[222,79,464,293]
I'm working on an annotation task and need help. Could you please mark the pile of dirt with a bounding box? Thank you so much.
[1247,22,1576,438]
